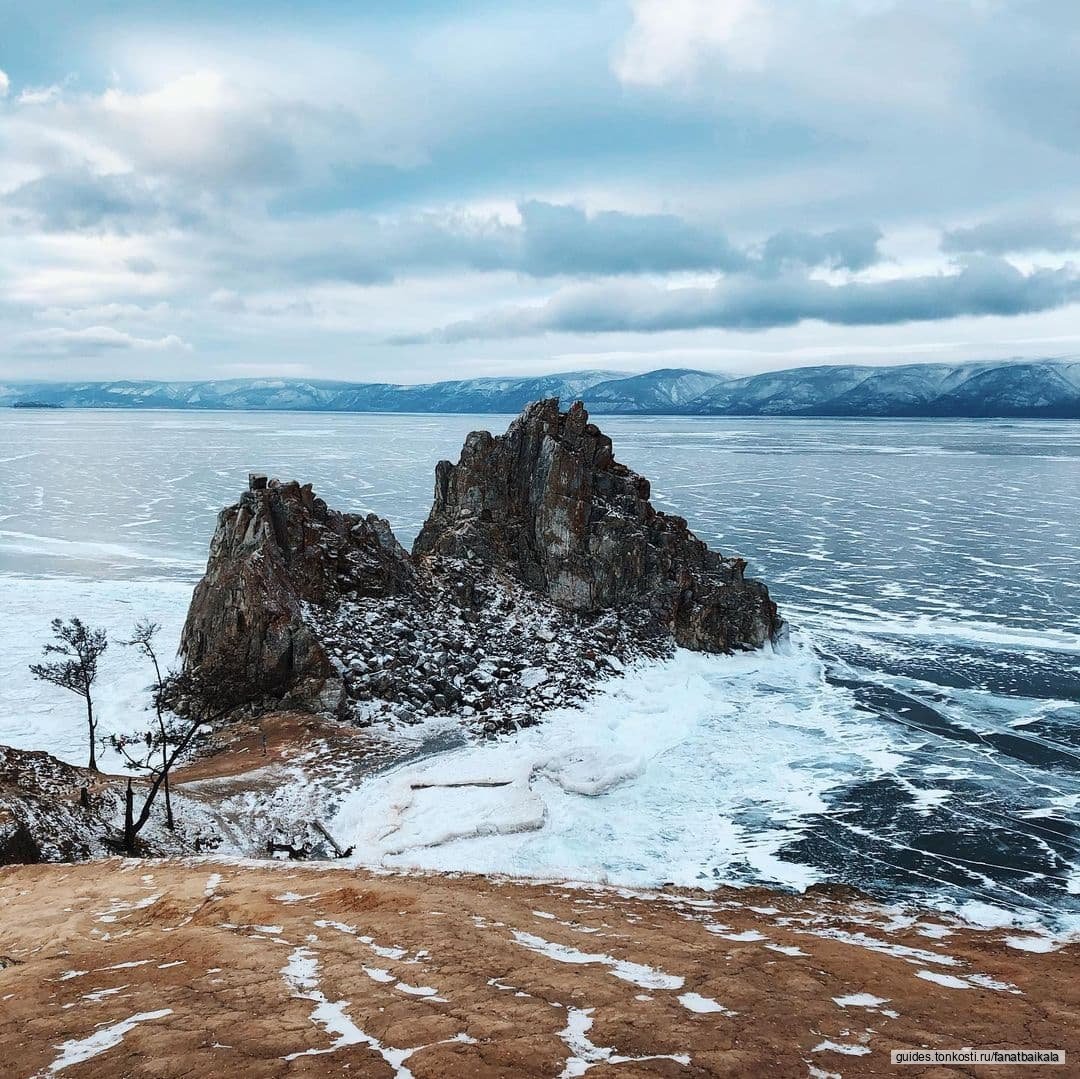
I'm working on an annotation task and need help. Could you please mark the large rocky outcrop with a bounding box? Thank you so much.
[414,399,779,652]
[180,400,780,722]
[180,477,413,712]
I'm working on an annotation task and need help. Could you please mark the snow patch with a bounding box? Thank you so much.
[557,1007,690,1077]
[678,992,736,1015]
[812,1040,871,1056]
[1004,934,1058,953]
[45,1009,172,1072]
[833,993,889,1008]
[512,931,683,991]
[915,970,969,990]
[280,947,472,1073]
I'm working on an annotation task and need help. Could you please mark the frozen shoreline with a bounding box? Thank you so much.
[5,570,1080,931]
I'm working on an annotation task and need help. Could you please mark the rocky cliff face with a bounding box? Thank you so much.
[180,401,780,724]
[414,399,779,651]
[180,477,413,713]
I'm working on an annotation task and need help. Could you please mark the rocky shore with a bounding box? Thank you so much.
[2,398,780,865]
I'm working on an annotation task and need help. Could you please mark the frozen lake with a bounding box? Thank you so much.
[2,409,1079,926]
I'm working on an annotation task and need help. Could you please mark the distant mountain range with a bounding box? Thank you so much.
[3,360,1080,418]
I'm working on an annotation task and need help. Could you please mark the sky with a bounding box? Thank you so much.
[2,0,1080,384]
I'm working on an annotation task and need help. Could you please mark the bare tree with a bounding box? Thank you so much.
[29,618,108,771]
[120,620,174,829]
[112,649,259,856]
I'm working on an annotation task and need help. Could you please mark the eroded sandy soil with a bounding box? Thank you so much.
[1,860,1076,1077]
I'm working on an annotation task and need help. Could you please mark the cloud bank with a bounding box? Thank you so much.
[1,2,1079,381]
[410,259,1080,343]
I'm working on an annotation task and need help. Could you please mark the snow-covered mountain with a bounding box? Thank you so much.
[4,360,1079,417]
[579,369,728,413]
[0,371,624,415]
[687,360,1080,417]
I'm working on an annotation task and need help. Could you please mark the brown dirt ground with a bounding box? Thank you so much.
[0,860,1076,1078]
[171,712,383,784]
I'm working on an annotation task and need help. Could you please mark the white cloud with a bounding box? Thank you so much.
[411,258,1080,342]
[16,325,192,355]
[2,67,421,199]
[614,0,770,85]
[17,85,62,105]
[0,69,9,97]
[209,288,245,312]
[614,0,970,124]
[34,301,172,325]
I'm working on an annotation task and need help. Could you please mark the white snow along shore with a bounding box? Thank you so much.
[333,635,900,892]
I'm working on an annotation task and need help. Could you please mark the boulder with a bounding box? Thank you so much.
[414,399,780,651]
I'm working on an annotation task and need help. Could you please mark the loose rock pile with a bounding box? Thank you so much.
[307,558,673,733]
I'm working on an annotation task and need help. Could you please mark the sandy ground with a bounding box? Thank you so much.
[0,860,1076,1078]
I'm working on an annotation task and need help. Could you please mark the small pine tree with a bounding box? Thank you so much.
[29,618,108,771]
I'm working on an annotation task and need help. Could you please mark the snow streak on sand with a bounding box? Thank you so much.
[280,946,403,1066]
[512,931,683,990]
[336,636,898,893]
[43,1008,172,1073]
[558,1007,690,1077]
[279,945,473,1072]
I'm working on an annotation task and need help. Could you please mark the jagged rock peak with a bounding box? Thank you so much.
[414,398,780,652]
[180,476,413,710]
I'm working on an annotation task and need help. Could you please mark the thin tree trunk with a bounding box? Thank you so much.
[148,650,173,830]
[85,694,98,772]
[127,717,205,849]
[157,705,174,831]
[124,778,135,855]
[161,736,173,829]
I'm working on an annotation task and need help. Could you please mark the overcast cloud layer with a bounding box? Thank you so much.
[2,0,1080,382]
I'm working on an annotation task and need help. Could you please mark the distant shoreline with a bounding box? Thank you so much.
[4,404,1079,421]
[4,359,1079,418]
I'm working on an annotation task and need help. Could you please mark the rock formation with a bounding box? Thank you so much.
[414,399,779,651]
[180,477,413,712]
[180,400,781,726]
